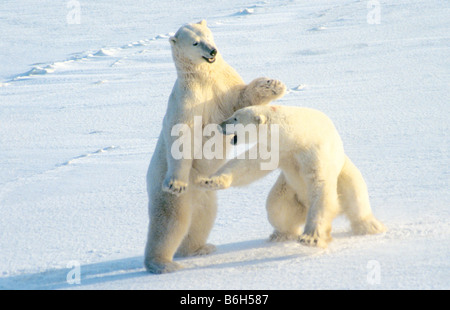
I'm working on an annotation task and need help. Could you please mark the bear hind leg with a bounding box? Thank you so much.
[338,156,386,235]
[266,173,307,242]
[299,163,340,248]
[144,191,193,274]
[175,190,218,257]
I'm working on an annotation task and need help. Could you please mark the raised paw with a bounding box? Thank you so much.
[255,78,287,97]
[162,177,188,196]
[196,175,232,190]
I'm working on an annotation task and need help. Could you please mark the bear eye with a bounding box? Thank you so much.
[234,117,237,121]
[193,42,199,46]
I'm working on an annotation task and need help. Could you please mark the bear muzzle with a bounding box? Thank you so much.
[218,120,238,145]
[202,48,217,63]
[203,56,216,63]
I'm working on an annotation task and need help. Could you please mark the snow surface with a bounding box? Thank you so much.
[0,0,449,290]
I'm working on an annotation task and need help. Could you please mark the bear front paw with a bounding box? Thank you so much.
[162,177,188,196]
[196,175,231,190]
[268,79,286,94]
[197,175,231,190]
[298,233,329,248]
[258,79,287,97]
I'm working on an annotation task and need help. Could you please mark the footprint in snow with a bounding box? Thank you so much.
[11,65,55,81]
[92,48,116,57]
[308,26,327,32]
[297,49,327,56]
[93,80,108,85]
[233,8,255,16]
[60,146,119,166]
[290,84,307,92]
[154,33,175,40]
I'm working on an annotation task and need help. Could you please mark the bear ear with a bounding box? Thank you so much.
[169,36,177,45]
[197,20,207,27]
[255,115,267,124]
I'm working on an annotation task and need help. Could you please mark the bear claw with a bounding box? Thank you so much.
[193,243,216,256]
[162,178,188,196]
[298,234,328,248]
[144,260,183,274]
[268,230,299,242]
[196,176,230,190]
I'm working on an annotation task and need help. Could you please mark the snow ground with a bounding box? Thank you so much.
[0,0,449,290]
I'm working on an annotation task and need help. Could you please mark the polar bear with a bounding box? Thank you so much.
[197,104,386,248]
[144,20,286,273]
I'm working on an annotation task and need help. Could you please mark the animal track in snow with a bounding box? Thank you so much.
[297,49,327,56]
[308,26,327,32]
[234,8,255,16]
[290,84,307,92]
[4,31,175,85]
[92,48,117,57]
[0,146,120,204]
[59,146,119,166]
[231,1,271,17]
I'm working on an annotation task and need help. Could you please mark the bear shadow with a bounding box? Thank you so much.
[178,238,325,272]
[0,256,147,290]
[0,238,331,289]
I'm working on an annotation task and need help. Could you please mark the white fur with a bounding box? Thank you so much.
[143,21,283,273]
[198,105,386,248]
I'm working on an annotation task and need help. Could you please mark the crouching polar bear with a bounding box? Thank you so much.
[198,103,386,247]
[144,20,286,273]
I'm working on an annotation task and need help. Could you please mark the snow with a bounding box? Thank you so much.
[0,0,449,290]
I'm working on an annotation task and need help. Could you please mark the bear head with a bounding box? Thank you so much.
[169,20,218,67]
[218,106,269,145]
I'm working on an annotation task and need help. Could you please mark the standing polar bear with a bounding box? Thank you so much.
[144,20,285,273]
[198,102,386,248]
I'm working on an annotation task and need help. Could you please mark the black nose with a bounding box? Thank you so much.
[232,134,238,145]
[210,49,217,57]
